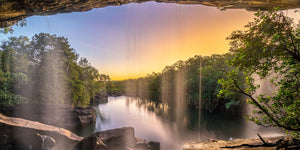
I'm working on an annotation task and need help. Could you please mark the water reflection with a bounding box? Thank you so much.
[95,96,283,150]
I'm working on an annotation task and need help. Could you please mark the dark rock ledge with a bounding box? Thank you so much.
[0,113,83,150]
[0,113,158,150]
[1,103,96,131]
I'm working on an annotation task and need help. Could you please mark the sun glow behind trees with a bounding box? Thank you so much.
[0,2,256,80]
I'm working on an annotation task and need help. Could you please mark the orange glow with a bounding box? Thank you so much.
[100,5,255,80]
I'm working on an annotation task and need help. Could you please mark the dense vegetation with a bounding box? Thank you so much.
[1,8,299,137]
[0,33,109,107]
[218,9,300,135]
[123,54,243,113]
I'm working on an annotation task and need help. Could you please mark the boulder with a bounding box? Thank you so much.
[0,113,84,150]
[135,138,151,150]
[148,141,160,150]
[75,133,107,150]
[0,113,156,150]
[73,107,96,126]
[91,91,108,105]
[75,127,153,150]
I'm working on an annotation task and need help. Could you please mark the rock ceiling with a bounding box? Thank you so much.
[1,0,300,28]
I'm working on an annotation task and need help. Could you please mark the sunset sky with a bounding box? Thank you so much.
[1,2,298,80]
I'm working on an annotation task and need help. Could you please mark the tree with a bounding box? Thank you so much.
[0,36,29,106]
[0,19,27,35]
[218,9,300,135]
[0,33,108,107]
[122,53,242,113]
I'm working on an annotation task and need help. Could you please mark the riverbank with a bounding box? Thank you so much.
[182,135,300,150]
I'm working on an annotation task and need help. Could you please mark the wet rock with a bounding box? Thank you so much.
[0,113,83,150]
[90,91,108,105]
[75,127,153,150]
[73,106,96,126]
[134,138,151,150]
[0,113,154,150]
[95,127,136,149]
[148,141,160,150]
[75,133,107,150]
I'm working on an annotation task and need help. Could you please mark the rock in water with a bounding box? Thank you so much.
[0,113,155,150]
[73,106,96,126]
[75,127,154,150]
[37,133,56,149]
[90,91,108,105]
[148,141,160,150]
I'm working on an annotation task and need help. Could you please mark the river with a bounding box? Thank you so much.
[93,96,283,150]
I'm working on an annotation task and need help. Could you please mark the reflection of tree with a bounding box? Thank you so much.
[125,96,247,140]
[123,54,243,114]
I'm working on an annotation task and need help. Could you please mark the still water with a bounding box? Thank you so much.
[95,96,283,150]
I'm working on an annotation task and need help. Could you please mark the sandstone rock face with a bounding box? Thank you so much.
[1,0,300,28]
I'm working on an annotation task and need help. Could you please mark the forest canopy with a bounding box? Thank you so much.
[123,53,243,114]
[0,33,109,107]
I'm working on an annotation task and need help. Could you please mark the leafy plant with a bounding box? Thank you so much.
[218,9,300,135]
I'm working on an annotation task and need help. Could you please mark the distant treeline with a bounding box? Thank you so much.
[120,54,243,113]
[0,33,110,107]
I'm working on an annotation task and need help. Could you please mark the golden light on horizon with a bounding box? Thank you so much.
[2,3,299,81]
[98,4,255,80]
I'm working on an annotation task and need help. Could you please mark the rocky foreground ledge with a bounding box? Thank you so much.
[183,135,300,150]
[0,103,96,131]
[0,113,158,150]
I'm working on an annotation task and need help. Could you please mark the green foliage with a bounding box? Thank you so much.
[106,81,124,94]
[0,28,14,34]
[124,54,242,113]
[219,9,300,135]
[0,70,28,106]
[0,19,27,35]
[0,33,108,107]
